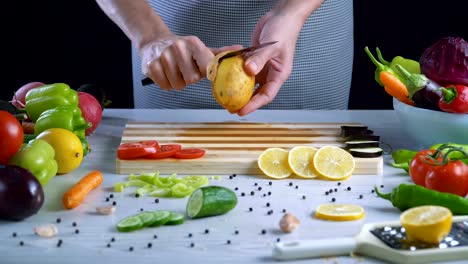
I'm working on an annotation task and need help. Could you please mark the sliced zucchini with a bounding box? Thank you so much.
[348,147,383,158]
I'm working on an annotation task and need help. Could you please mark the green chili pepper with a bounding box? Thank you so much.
[365,47,404,87]
[25,83,78,122]
[375,47,420,75]
[34,105,90,139]
[9,139,58,186]
[374,183,468,215]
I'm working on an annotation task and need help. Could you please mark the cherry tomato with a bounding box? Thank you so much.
[117,140,159,160]
[409,150,440,186]
[425,160,468,197]
[145,144,182,159]
[0,111,24,164]
[172,148,206,159]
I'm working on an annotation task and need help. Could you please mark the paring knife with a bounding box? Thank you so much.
[141,41,278,86]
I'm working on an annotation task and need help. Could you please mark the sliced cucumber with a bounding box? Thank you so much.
[164,212,185,225]
[149,210,171,227]
[349,147,383,158]
[116,215,144,232]
[137,211,157,227]
[186,186,237,219]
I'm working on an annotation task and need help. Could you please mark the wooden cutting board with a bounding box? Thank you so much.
[115,122,383,176]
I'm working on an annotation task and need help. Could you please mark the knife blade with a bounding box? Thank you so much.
[141,41,278,86]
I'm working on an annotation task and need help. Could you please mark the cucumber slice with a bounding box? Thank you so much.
[186,186,237,219]
[116,215,144,232]
[137,211,157,227]
[149,210,171,227]
[349,147,383,158]
[164,212,185,225]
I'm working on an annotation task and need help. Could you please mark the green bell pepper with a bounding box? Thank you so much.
[34,105,90,139]
[376,48,420,75]
[9,139,58,186]
[25,83,78,122]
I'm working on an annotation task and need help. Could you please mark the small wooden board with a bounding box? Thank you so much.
[116,122,383,175]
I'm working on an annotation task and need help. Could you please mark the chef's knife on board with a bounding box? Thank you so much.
[140,41,278,86]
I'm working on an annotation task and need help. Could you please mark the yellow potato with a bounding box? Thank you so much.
[207,52,255,112]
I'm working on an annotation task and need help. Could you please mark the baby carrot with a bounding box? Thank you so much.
[379,71,413,105]
[62,170,104,209]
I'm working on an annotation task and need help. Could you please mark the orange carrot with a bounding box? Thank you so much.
[62,170,104,209]
[380,71,414,105]
[22,121,36,135]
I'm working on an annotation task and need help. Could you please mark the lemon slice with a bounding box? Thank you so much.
[287,146,318,178]
[400,205,452,244]
[312,146,355,181]
[258,148,292,179]
[315,204,365,221]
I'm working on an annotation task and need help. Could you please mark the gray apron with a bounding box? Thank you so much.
[132,0,353,109]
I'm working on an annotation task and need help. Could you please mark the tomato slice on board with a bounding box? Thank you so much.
[145,144,182,159]
[117,140,159,160]
[172,148,206,159]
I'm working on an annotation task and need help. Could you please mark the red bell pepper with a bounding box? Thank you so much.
[438,84,468,114]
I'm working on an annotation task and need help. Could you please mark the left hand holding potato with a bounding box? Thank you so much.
[236,9,307,116]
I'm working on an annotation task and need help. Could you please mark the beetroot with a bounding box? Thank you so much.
[78,92,102,136]
[11,82,45,109]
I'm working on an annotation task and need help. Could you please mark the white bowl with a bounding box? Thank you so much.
[393,98,468,147]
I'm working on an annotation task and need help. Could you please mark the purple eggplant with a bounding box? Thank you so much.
[0,164,44,221]
[395,64,443,111]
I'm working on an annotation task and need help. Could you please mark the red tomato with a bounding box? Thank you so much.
[425,160,468,197]
[145,144,182,159]
[172,148,206,159]
[117,140,159,160]
[0,111,24,164]
[409,150,440,186]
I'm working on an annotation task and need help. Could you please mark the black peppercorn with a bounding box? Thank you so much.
[289,182,293,186]
[347,187,351,191]
[106,197,110,202]
[155,199,159,203]
[332,197,336,202]
[107,243,111,248]
[249,207,253,212]
[234,187,239,191]
[254,183,258,186]
[337,182,341,186]
[129,246,134,251]
[112,201,117,206]
[153,235,158,239]
[268,191,271,196]
[12,232,17,237]
[56,218,61,223]
[266,202,270,207]
[250,191,255,196]
[111,237,116,242]
[72,222,77,227]
[135,193,140,198]
[109,194,114,198]
[226,240,231,244]
[19,241,24,246]
[147,243,152,248]
[205,229,209,234]
[269,181,272,186]
[241,192,245,196]
[359,194,363,199]
[234,230,239,235]
[75,229,79,234]
[190,242,195,248]
[258,187,262,191]
[261,229,266,235]
[302,195,306,200]
[188,233,192,237]
[282,209,286,213]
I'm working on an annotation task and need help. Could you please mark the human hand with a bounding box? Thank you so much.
[236,11,304,116]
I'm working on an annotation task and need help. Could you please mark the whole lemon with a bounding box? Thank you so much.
[36,128,83,174]
[208,53,255,112]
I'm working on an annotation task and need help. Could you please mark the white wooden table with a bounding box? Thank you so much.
[0,109,461,264]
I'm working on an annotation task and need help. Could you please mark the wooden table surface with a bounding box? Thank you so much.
[0,109,462,264]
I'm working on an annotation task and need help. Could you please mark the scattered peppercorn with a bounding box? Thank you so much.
[111,237,116,242]
[233,174,237,177]
[258,187,262,191]
[72,222,77,227]
[347,187,351,191]
[241,192,245,197]
[57,239,63,247]
[129,246,134,251]
[147,242,152,248]
[154,199,159,203]
[337,182,341,186]
[268,191,272,196]
[188,233,192,237]
[254,183,258,186]
[329,189,333,193]
[269,181,272,186]
[12,232,17,237]
[109,194,114,199]
[282,209,286,213]
[107,243,111,248]
[226,240,231,245]
[234,187,239,191]
[135,193,140,198]
[276,238,281,242]
[140,208,144,212]
[153,235,158,239]
[334,188,338,192]
[205,229,209,234]
[229,175,233,179]
[190,242,195,248]
[380,185,384,188]
[302,195,306,200]
[105,197,110,202]
[295,185,298,189]
[325,191,329,195]
[332,198,336,202]
[75,229,79,234]
[19,241,24,246]
[359,194,363,199]
[249,207,253,212]
[112,201,117,206]
[371,189,375,193]
[261,229,267,235]
[266,202,270,207]
[250,191,255,196]
[56,218,61,223]
[263,194,267,197]
[234,230,239,235]
[289,182,293,186]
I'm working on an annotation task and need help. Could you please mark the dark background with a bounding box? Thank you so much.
[3,1,467,109]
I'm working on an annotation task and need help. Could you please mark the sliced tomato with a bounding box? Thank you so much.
[145,144,182,159]
[172,148,206,159]
[117,140,159,160]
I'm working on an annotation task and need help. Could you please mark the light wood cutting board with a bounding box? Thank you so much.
[115,122,383,176]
